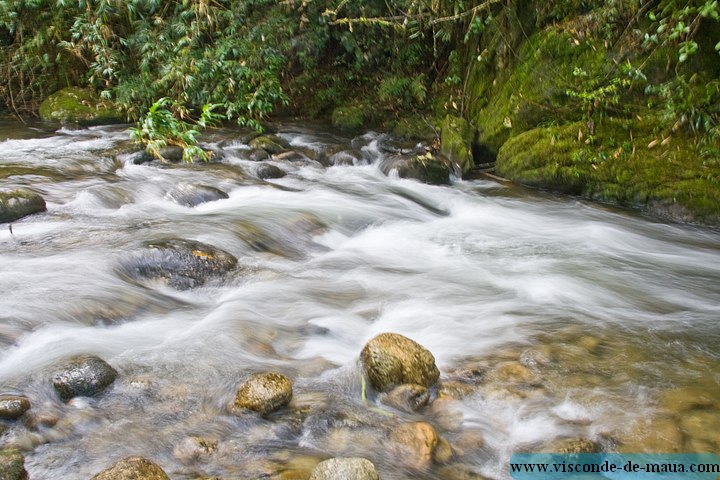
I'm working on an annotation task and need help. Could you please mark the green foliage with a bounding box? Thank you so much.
[130,98,221,162]
[378,75,428,111]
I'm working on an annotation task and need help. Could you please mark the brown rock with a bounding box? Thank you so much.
[233,372,293,415]
[380,384,430,412]
[390,421,439,470]
[91,456,169,480]
[0,396,30,420]
[360,333,440,392]
[618,416,684,453]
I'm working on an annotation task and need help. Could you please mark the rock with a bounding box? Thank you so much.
[678,410,720,448]
[618,416,683,453]
[248,148,271,161]
[91,456,169,480]
[576,335,602,354]
[52,355,118,401]
[232,372,293,416]
[659,387,717,413]
[249,135,289,155]
[0,396,31,419]
[328,151,362,166]
[488,362,540,385]
[433,437,454,464]
[309,457,379,480]
[165,183,229,207]
[257,164,286,180]
[541,437,602,453]
[0,448,27,480]
[38,87,123,125]
[0,189,47,223]
[122,238,237,289]
[379,384,429,413]
[427,396,464,431]
[173,436,218,462]
[452,430,485,458]
[440,115,476,175]
[379,153,453,185]
[360,333,440,392]
[390,421,439,470]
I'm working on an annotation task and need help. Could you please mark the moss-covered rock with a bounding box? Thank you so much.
[0,189,46,223]
[38,87,124,124]
[441,115,476,174]
[91,456,169,480]
[390,115,438,141]
[232,372,293,416]
[0,449,27,480]
[249,135,290,155]
[360,333,440,392]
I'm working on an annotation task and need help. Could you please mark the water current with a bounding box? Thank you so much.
[0,121,719,479]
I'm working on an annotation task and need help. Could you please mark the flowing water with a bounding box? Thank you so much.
[0,121,719,479]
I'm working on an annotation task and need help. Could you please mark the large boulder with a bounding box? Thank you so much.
[379,153,453,185]
[360,333,440,392]
[0,189,46,223]
[91,456,169,480]
[121,238,237,289]
[0,395,31,419]
[52,355,118,401]
[38,87,123,125]
[309,457,379,480]
[232,372,293,416]
[0,449,27,480]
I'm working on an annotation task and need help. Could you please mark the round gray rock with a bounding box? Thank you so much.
[233,372,293,416]
[0,189,46,223]
[52,355,118,401]
[309,457,379,480]
[0,396,31,419]
[256,164,286,180]
[360,333,440,392]
[91,456,169,480]
[0,449,27,480]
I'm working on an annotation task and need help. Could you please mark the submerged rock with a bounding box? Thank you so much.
[91,456,169,480]
[38,87,124,124]
[541,437,602,453]
[165,183,229,207]
[0,189,46,223]
[122,238,237,289]
[0,448,27,480]
[379,384,429,412]
[360,333,440,392]
[52,355,118,401]
[0,396,31,419]
[232,372,293,416]
[390,421,439,470]
[309,457,379,480]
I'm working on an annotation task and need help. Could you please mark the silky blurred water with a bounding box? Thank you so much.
[0,121,719,479]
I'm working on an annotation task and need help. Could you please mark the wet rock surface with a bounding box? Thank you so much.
[309,457,379,480]
[0,189,46,223]
[165,183,229,207]
[360,333,440,392]
[0,448,27,480]
[121,238,238,289]
[52,355,118,401]
[256,163,287,179]
[379,384,430,412]
[232,372,293,416]
[91,456,170,480]
[0,396,31,419]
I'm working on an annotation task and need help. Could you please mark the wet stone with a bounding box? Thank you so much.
[390,421,439,470]
[257,164,286,180]
[380,383,430,412]
[360,333,440,393]
[309,457,379,480]
[0,396,30,420]
[232,372,293,416]
[0,448,28,480]
[541,437,602,453]
[122,238,238,289]
[165,183,229,207]
[248,148,271,161]
[52,355,118,401]
[0,189,47,224]
[91,456,170,480]
[618,416,683,453]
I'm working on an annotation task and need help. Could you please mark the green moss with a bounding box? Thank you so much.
[39,87,124,125]
[440,114,476,174]
[331,104,374,131]
[497,116,720,223]
[390,115,438,141]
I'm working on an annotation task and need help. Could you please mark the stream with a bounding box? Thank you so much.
[0,121,719,479]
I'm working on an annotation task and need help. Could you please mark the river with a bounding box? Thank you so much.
[0,121,719,479]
